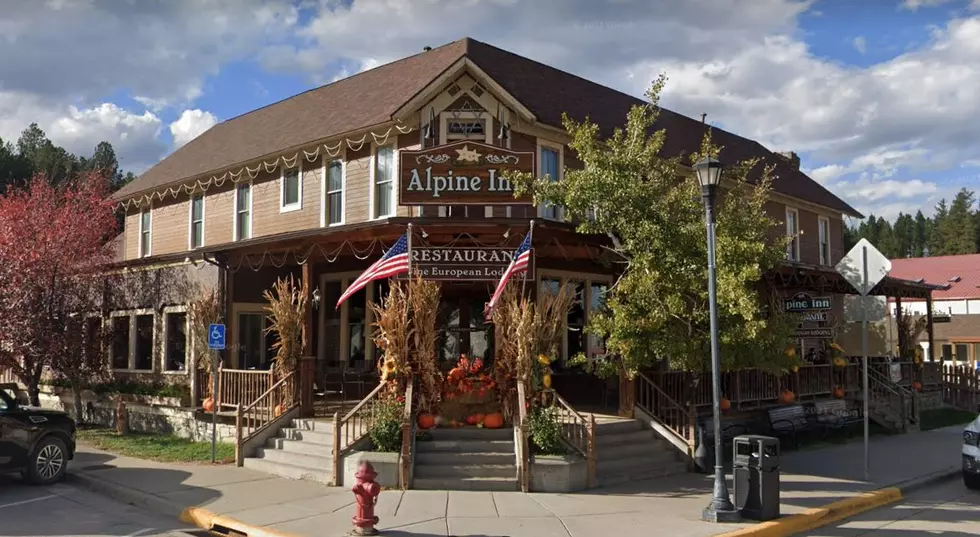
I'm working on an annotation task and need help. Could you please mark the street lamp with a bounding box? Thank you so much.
[693,156,740,523]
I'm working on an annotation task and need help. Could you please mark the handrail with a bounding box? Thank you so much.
[636,373,696,453]
[399,377,415,490]
[234,370,297,466]
[333,380,389,480]
[516,380,530,492]
[542,389,596,488]
[865,367,913,429]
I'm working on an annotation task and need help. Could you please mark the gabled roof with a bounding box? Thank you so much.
[889,254,980,300]
[116,37,861,217]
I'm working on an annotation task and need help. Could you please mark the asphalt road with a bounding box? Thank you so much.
[801,474,980,536]
[0,473,198,537]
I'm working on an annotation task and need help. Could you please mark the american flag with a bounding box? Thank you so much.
[336,233,410,309]
[485,231,533,321]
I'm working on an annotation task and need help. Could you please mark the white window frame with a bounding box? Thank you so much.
[534,270,614,363]
[280,163,303,213]
[321,154,346,227]
[138,207,152,258]
[786,207,800,261]
[231,303,272,370]
[233,181,254,241]
[161,305,190,374]
[818,215,831,266]
[109,309,156,373]
[369,143,398,220]
[188,193,205,250]
[537,139,564,220]
[438,111,494,145]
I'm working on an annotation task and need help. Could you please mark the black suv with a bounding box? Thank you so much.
[0,383,76,484]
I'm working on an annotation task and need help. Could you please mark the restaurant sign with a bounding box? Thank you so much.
[784,292,832,312]
[399,141,535,205]
[398,246,534,281]
[793,327,833,339]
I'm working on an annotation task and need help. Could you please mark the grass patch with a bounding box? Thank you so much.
[77,427,235,464]
[920,408,977,431]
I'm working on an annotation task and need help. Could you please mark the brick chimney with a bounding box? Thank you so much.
[776,151,800,170]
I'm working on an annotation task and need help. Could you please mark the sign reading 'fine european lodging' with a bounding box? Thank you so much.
[399,141,535,205]
[397,247,534,281]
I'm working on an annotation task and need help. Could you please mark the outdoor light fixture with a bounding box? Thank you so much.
[695,158,740,524]
[311,287,321,310]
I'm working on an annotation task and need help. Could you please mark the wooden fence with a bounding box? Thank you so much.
[941,364,980,412]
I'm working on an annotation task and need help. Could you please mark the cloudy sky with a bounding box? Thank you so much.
[3,0,978,223]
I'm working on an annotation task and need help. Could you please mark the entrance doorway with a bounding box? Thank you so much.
[437,282,493,369]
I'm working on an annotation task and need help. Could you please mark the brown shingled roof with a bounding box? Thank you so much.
[117,37,861,217]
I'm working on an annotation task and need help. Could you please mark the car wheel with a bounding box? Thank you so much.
[27,437,67,485]
[964,471,980,491]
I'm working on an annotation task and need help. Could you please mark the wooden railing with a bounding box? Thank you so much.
[942,364,980,412]
[864,366,914,431]
[217,365,276,412]
[234,371,297,465]
[543,389,596,488]
[515,380,530,492]
[332,380,388,479]
[398,377,415,490]
[635,373,696,457]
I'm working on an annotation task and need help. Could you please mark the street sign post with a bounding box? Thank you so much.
[207,323,226,463]
[836,238,891,481]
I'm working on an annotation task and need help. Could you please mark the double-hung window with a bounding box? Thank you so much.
[235,183,252,241]
[786,208,800,261]
[818,216,831,265]
[190,195,204,249]
[374,145,394,218]
[326,160,343,225]
[139,209,151,257]
[281,166,301,211]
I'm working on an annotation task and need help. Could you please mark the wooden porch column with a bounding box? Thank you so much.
[895,295,904,358]
[221,262,234,368]
[300,261,315,417]
[302,261,314,357]
[926,294,936,363]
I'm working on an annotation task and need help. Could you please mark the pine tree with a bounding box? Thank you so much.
[913,210,930,257]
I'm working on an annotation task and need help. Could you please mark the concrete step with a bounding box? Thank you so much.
[597,450,678,473]
[413,476,518,491]
[291,418,335,432]
[416,439,515,453]
[598,460,687,487]
[267,437,334,457]
[426,427,513,440]
[592,419,642,435]
[254,447,333,470]
[598,440,676,461]
[414,463,515,479]
[415,451,514,465]
[242,457,334,485]
[595,430,656,447]
[280,427,335,445]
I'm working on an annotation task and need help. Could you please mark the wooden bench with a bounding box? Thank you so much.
[768,405,815,447]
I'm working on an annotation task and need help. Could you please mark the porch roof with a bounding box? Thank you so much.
[765,262,948,300]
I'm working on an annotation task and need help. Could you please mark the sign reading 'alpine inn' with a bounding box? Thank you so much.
[399,141,535,205]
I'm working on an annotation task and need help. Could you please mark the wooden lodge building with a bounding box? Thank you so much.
[57,37,957,488]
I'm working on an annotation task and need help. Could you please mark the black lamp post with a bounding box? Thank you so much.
[694,156,740,523]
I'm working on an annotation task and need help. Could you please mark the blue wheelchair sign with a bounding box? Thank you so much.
[208,323,226,350]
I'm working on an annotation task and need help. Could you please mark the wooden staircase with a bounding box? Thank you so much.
[857,367,920,434]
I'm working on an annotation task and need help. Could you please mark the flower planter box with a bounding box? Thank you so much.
[530,454,588,493]
[341,450,400,488]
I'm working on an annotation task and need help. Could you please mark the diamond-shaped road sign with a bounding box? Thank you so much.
[836,238,891,296]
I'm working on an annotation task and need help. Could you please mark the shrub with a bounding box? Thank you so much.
[369,396,404,452]
[527,406,565,455]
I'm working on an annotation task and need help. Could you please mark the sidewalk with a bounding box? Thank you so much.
[69,425,964,537]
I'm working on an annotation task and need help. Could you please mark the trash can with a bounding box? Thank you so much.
[733,435,780,521]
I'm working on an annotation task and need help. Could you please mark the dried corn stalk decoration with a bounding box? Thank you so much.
[408,274,442,412]
[263,275,308,406]
[188,287,222,398]
[370,281,411,396]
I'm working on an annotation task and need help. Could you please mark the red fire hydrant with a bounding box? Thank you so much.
[351,461,382,535]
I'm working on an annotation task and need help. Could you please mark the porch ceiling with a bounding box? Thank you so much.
[766,262,947,299]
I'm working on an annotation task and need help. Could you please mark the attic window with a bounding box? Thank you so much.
[949,276,962,283]
[447,119,485,137]
[447,83,461,96]
[471,84,486,97]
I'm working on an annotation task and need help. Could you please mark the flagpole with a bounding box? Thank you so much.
[521,219,535,298]
[405,223,413,391]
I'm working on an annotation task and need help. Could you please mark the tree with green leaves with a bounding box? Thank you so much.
[511,76,797,376]
[913,210,930,257]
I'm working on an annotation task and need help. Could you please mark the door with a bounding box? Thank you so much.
[0,388,29,469]
[437,283,493,369]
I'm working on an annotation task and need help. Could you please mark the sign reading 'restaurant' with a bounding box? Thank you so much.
[399,141,535,205]
[397,247,534,281]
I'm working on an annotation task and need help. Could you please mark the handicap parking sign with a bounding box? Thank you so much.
[208,323,226,350]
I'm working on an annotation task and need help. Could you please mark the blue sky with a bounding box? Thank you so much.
[2,0,979,225]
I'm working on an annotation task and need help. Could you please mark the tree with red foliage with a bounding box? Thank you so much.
[0,172,118,413]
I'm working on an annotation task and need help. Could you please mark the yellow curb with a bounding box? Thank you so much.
[714,487,904,537]
[180,507,307,537]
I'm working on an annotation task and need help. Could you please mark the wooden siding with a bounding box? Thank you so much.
[124,208,140,260]
[205,183,236,247]
[252,163,321,238]
[151,196,192,256]
[766,200,845,266]
[345,145,372,225]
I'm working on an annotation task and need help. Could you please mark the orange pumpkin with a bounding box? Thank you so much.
[833,387,845,399]
[274,403,286,417]
[779,389,796,404]
[466,413,485,426]
[720,398,731,411]
[202,397,215,413]
[912,381,923,392]
[483,412,504,429]
[417,413,435,429]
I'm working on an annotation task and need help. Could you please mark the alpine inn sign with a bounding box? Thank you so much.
[399,141,535,205]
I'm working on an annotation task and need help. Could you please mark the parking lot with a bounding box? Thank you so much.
[0,474,196,537]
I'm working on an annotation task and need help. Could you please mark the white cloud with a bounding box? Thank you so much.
[853,36,867,54]
[169,109,218,149]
